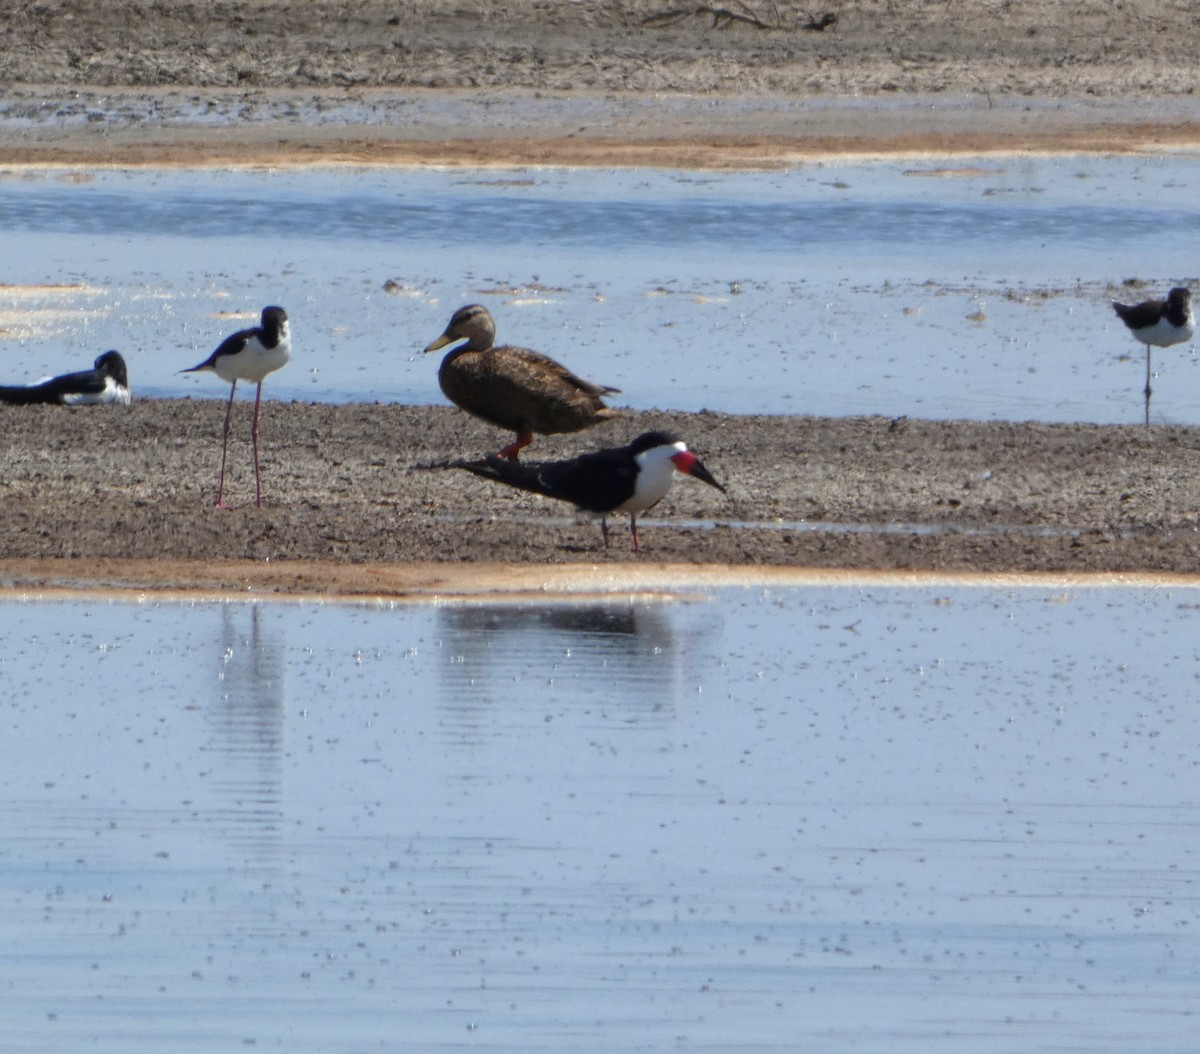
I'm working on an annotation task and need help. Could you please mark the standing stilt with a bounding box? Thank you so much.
[182,306,292,508]
[1112,287,1194,428]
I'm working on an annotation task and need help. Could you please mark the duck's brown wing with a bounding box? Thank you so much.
[440,345,620,435]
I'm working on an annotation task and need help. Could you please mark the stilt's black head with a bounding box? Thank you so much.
[260,306,288,341]
[93,350,129,388]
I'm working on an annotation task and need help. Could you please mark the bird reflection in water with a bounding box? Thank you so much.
[204,603,286,876]
[436,601,703,735]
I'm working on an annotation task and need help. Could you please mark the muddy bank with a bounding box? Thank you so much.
[2,401,1199,589]
[2,0,1195,100]
[5,1,1200,168]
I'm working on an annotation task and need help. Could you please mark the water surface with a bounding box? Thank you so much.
[1,584,1198,1052]
[1,156,1198,423]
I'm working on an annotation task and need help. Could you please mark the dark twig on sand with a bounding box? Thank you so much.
[642,2,778,30]
[802,11,838,31]
[641,4,838,31]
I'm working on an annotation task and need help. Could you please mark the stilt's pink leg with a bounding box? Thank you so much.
[216,380,237,510]
[252,380,265,508]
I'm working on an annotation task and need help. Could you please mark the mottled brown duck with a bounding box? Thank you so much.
[423,303,620,460]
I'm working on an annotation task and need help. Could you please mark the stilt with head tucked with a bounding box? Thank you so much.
[0,350,130,407]
[1112,286,1194,427]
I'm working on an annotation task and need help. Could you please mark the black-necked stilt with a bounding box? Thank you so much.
[0,350,130,406]
[183,305,291,509]
[1112,286,1194,426]
[423,303,620,461]
[455,430,725,551]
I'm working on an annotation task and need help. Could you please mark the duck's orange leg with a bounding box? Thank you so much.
[497,432,534,461]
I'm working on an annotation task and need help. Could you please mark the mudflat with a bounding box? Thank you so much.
[1,401,1199,594]
[6,0,1200,168]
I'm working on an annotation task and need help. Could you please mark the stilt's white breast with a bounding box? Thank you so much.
[215,320,292,384]
[63,376,131,406]
[1137,313,1195,349]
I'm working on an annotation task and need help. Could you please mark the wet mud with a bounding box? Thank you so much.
[2,401,1199,591]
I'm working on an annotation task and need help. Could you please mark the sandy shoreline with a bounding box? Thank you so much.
[6,89,1200,170]
[3,558,1199,605]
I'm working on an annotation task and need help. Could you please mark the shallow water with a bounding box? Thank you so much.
[2,584,1198,1052]
[1,155,1199,423]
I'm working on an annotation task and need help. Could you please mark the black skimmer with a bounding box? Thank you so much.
[0,350,130,406]
[1111,286,1195,426]
[455,430,726,551]
[182,305,291,509]
[423,303,620,461]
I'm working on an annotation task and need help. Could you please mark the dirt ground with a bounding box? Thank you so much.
[4,0,1199,101]
[2,401,1200,594]
[5,0,1200,168]
[2,0,1199,594]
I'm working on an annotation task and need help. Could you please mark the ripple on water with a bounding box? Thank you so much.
[0,156,1197,423]
[0,584,1197,1051]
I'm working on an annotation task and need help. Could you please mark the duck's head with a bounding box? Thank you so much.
[423,304,497,355]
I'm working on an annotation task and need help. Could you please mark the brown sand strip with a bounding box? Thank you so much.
[6,125,1200,172]
[1,558,1198,605]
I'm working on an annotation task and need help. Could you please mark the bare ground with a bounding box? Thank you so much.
[5,1,1200,168]
[2,401,1199,595]
[3,0,1198,100]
